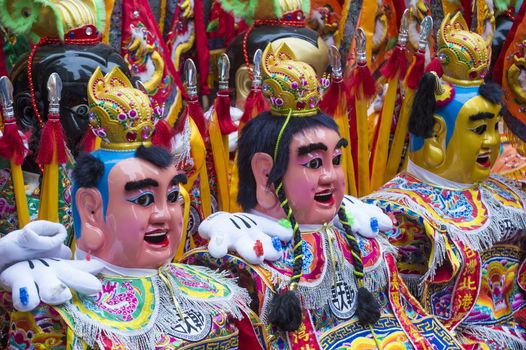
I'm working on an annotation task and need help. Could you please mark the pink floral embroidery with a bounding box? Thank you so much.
[95,281,138,321]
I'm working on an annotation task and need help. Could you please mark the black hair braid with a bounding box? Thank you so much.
[276,182,304,286]
[337,206,381,326]
[267,181,303,332]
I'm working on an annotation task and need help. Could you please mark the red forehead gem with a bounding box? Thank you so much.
[126,131,137,142]
[296,100,306,109]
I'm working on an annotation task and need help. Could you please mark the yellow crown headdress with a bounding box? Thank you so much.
[437,12,490,86]
[87,66,163,151]
[261,43,328,117]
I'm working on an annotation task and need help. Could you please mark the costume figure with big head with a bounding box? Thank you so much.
[222,0,329,110]
[191,42,462,349]
[0,66,264,349]
[365,13,526,348]
[0,0,131,236]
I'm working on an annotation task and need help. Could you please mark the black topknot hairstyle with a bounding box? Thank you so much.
[408,72,505,139]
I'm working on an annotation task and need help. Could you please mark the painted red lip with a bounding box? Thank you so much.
[144,229,169,247]
[476,153,491,168]
[314,189,335,206]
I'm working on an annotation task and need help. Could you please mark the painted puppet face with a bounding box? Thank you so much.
[282,127,346,224]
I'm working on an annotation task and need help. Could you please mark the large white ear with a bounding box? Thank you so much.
[251,152,278,210]
[75,188,105,252]
[422,115,447,169]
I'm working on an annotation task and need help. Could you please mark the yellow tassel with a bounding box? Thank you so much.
[335,0,352,47]
[208,111,230,212]
[166,91,184,127]
[184,119,212,218]
[174,185,191,260]
[370,73,399,190]
[102,0,115,44]
[159,0,167,34]
[198,163,212,218]
[38,159,59,223]
[385,86,415,182]
[333,94,357,196]
[356,87,370,196]
[10,162,30,228]
[229,153,242,212]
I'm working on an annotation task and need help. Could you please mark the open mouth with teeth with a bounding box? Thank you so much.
[476,153,491,168]
[314,189,335,206]
[144,230,169,247]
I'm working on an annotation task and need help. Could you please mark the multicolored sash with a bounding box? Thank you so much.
[287,313,321,350]
[386,254,434,350]
[441,241,482,330]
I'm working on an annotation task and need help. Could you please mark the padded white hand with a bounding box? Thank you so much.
[0,258,104,312]
[0,220,71,270]
[199,211,293,264]
[336,195,393,238]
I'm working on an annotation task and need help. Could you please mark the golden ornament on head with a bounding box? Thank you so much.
[261,43,329,117]
[437,12,489,86]
[87,66,163,151]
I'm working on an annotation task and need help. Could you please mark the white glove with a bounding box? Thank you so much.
[199,211,293,264]
[0,258,104,311]
[0,220,72,270]
[335,195,393,238]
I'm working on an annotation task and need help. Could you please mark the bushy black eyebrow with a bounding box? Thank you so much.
[336,138,348,149]
[469,112,495,121]
[125,178,159,191]
[298,143,328,156]
[172,174,187,186]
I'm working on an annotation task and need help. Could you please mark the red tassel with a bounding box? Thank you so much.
[406,51,426,90]
[320,77,349,116]
[215,90,237,135]
[187,96,207,137]
[0,120,27,164]
[348,64,376,99]
[460,0,472,28]
[80,128,97,152]
[36,115,67,165]
[380,46,408,80]
[240,87,269,125]
[425,56,443,77]
[193,0,210,95]
[152,119,175,150]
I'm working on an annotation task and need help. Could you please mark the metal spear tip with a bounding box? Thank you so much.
[217,53,230,81]
[355,28,367,64]
[328,45,342,78]
[218,54,230,90]
[184,58,198,97]
[47,72,62,104]
[418,16,433,51]
[398,9,410,47]
[253,49,262,78]
[0,76,13,109]
[135,80,148,94]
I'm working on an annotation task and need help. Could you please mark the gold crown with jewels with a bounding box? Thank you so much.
[437,12,490,86]
[87,66,163,151]
[261,43,329,117]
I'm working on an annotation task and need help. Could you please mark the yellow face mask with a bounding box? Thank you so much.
[411,94,501,185]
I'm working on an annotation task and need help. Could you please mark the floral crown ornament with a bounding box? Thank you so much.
[437,12,490,87]
[261,43,329,117]
[87,66,163,151]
